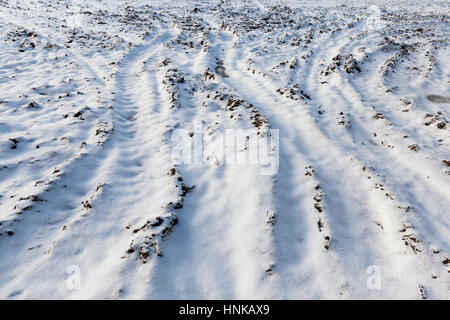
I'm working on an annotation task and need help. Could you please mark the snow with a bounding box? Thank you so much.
[0,0,449,299]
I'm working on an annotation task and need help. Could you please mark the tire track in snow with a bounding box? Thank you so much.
[140,26,277,299]
[53,28,191,298]
[218,23,449,298]
[297,22,450,297]
[217,28,354,298]
[1,2,448,299]
[0,27,189,298]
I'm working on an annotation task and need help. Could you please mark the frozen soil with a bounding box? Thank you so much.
[0,0,449,299]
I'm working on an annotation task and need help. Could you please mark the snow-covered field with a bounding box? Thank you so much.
[0,0,449,299]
